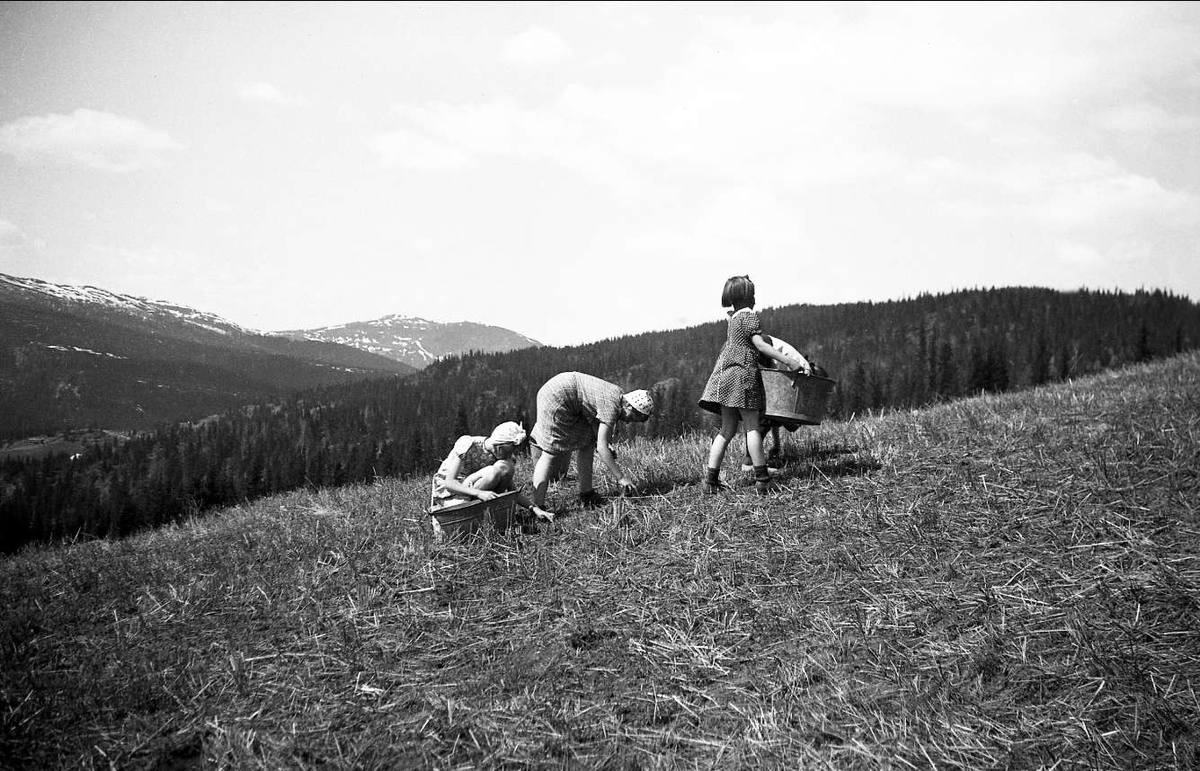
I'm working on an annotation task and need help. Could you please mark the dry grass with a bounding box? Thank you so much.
[2,353,1198,770]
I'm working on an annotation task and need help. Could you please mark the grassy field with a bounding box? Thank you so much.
[0,437,86,462]
[2,353,1198,770]
[0,429,131,461]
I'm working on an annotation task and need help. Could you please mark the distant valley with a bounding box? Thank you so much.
[0,273,540,439]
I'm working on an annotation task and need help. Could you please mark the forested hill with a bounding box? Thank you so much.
[411,285,1199,437]
[2,286,1197,553]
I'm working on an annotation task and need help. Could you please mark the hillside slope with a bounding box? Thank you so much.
[1,353,1197,768]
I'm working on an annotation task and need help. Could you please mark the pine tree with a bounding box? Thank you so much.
[1031,330,1051,386]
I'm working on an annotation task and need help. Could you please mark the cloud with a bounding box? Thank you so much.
[1099,103,1200,135]
[848,147,1200,240]
[359,3,1199,218]
[0,218,22,242]
[0,109,183,172]
[0,217,43,270]
[335,103,365,125]
[76,243,245,296]
[1014,154,1200,232]
[366,127,472,171]
[708,4,1199,115]
[502,26,571,64]
[355,2,1200,313]
[1055,241,1103,267]
[238,81,311,107]
[392,99,563,156]
[377,98,645,194]
[697,186,804,246]
[545,4,1199,180]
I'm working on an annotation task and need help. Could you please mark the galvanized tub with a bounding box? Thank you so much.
[430,490,522,539]
[761,368,837,427]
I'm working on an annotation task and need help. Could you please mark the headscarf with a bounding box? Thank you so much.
[623,389,654,417]
[487,421,527,448]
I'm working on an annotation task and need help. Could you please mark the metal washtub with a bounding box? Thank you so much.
[760,368,837,428]
[429,490,522,538]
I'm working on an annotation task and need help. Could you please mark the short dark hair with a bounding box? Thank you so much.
[721,275,755,308]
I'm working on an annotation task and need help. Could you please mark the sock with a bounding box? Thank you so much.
[705,467,721,486]
[753,465,770,485]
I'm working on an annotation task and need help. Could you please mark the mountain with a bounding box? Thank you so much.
[275,315,542,369]
[0,273,416,438]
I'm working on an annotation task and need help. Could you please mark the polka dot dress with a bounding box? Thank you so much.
[698,308,765,413]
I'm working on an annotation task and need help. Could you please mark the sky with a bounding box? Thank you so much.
[1,1,1198,348]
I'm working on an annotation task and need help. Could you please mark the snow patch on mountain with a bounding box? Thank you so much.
[42,344,128,359]
[3,272,539,371]
[276,314,541,369]
[1,273,251,335]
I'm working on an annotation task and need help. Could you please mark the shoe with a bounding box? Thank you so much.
[704,481,732,495]
[579,490,607,508]
[754,477,784,495]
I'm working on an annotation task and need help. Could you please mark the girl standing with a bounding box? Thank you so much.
[698,275,806,494]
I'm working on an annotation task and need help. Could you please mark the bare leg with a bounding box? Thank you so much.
[577,445,595,493]
[743,410,766,469]
[744,410,777,494]
[704,408,742,492]
[745,413,778,469]
[462,460,513,492]
[531,448,556,508]
[707,407,741,470]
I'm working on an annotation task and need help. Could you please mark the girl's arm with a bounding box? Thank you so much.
[596,422,636,494]
[461,462,553,520]
[751,334,809,373]
[513,490,555,522]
